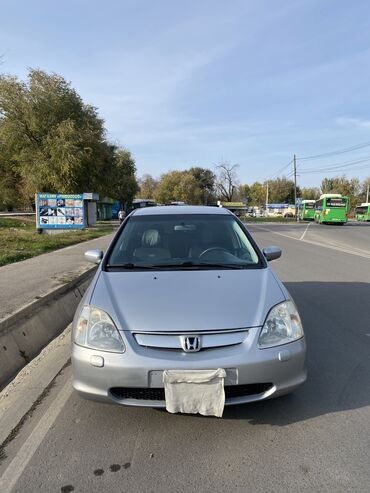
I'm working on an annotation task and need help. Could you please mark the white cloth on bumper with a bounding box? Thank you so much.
[163,368,226,417]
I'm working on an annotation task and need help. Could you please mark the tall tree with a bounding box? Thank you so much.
[320,176,360,202]
[248,182,266,206]
[215,163,239,201]
[0,69,117,207]
[110,149,139,207]
[300,187,320,200]
[155,170,202,204]
[189,167,216,205]
[138,174,158,199]
[237,184,251,203]
[268,177,295,203]
[321,176,360,196]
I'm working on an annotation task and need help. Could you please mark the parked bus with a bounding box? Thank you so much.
[314,194,349,225]
[355,203,370,221]
[298,200,316,221]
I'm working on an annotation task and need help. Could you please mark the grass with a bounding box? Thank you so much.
[0,217,114,267]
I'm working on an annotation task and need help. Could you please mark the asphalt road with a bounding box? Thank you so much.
[1,223,369,492]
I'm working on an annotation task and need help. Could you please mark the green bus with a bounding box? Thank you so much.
[314,194,349,225]
[298,200,316,221]
[355,203,370,221]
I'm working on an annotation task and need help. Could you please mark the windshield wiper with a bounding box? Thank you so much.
[107,263,158,269]
[107,262,248,270]
[179,261,247,269]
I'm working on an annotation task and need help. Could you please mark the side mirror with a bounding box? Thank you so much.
[263,246,282,261]
[85,249,103,264]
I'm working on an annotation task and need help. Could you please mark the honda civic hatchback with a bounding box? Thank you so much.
[71,206,306,416]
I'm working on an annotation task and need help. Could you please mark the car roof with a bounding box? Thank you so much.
[132,205,232,216]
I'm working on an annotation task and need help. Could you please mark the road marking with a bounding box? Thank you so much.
[299,222,311,241]
[250,224,311,242]
[251,224,370,260]
[0,379,72,493]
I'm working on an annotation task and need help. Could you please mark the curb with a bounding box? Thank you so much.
[0,325,71,448]
[0,267,96,389]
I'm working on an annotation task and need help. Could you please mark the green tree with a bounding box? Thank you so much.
[189,167,216,205]
[0,136,23,210]
[248,182,266,206]
[110,149,139,207]
[268,177,295,203]
[155,170,202,204]
[237,184,251,203]
[300,187,320,200]
[320,176,360,196]
[0,69,117,207]
[138,174,158,199]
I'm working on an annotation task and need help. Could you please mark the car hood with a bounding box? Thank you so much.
[90,268,286,332]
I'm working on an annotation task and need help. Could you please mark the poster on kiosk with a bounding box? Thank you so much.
[36,193,85,229]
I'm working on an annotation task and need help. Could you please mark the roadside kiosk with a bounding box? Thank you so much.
[35,192,99,233]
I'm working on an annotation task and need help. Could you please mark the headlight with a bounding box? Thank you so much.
[258,300,304,348]
[73,305,125,353]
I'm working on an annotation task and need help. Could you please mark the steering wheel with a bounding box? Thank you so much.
[199,247,230,259]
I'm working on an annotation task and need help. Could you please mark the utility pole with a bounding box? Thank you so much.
[366,183,369,203]
[265,181,269,217]
[293,154,298,222]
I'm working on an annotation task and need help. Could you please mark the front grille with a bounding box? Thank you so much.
[110,383,273,402]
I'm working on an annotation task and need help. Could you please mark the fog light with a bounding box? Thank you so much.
[90,355,104,367]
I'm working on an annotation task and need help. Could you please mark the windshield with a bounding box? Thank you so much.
[326,198,347,208]
[106,214,262,269]
[305,202,315,209]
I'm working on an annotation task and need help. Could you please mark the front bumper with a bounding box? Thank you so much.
[71,327,307,407]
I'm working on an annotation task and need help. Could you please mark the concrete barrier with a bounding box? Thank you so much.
[0,268,96,389]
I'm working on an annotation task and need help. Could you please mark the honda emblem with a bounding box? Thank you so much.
[180,336,201,352]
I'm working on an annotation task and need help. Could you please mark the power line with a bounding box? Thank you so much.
[299,163,370,175]
[298,140,370,161]
[299,156,370,174]
[285,169,295,178]
[300,155,370,170]
[263,159,293,182]
[261,140,370,184]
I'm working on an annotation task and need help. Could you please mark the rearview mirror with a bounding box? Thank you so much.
[85,249,103,264]
[262,246,282,261]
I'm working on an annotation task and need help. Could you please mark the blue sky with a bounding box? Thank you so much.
[2,0,370,187]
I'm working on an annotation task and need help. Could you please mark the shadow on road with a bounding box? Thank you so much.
[223,281,370,425]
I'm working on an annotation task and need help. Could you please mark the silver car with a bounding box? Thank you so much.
[72,206,306,409]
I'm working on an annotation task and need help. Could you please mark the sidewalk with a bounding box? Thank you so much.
[0,233,114,321]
